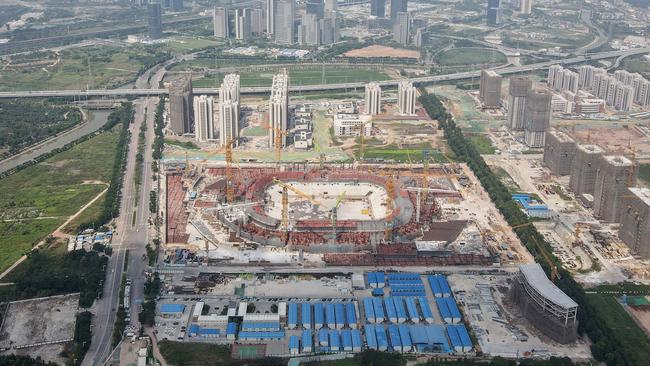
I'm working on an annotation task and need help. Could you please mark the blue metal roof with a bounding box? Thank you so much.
[314,303,324,325]
[423,325,452,353]
[302,330,313,347]
[335,303,345,327]
[447,325,461,348]
[238,331,285,339]
[428,275,442,297]
[318,328,329,344]
[393,297,407,321]
[188,324,200,334]
[386,273,421,281]
[398,324,412,348]
[226,322,238,335]
[384,297,397,322]
[326,303,336,327]
[345,303,357,325]
[376,272,385,287]
[351,329,362,349]
[445,298,461,320]
[372,288,385,297]
[341,329,352,348]
[364,324,377,350]
[375,325,388,349]
[289,335,300,350]
[454,324,472,348]
[437,276,452,296]
[160,304,185,313]
[301,303,312,328]
[288,303,298,325]
[418,297,434,321]
[405,297,419,321]
[241,322,280,330]
[372,297,385,321]
[368,272,377,287]
[329,329,340,350]
[436,297,451,322]
[387,324,401,350]
[363,298,375,322]
[408,325,428,344]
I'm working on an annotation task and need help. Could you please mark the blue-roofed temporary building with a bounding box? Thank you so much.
[314,303,324,329]
[363,298,375,323]
[364,324,377,350]
[241,322,280,332]
[408,325,428,345]
[444,298,461,323]
[387,273,421,281]
[368,272,378,288]
[376,272,386,288]
[418,297,434,323]
[188,324,220,338]
[302,303,312,329]
[375,325,388,351]
[398,324,412,352]
[351,329,362,352]
[393,297,407,323]
[437,276,452,297]
[427,275,442,298]
[373,297,385,323]
[414,325,452,354]
[387,324,402,352]
[447,325,462,352]
[390,285,426,297]
[341,329,353,351]
[318,328,329,347]
[452,324,472,352]
[371,288,385,297]
[405,297,420,323]
[384,298,397,323]
[289,335,300,355]
[436,298,452,323]
[288,303,298,329]
[329,329,340,352]
[335,303,345,329]
[226,322,237,340]
[346,302,357,329]
[302,330,313,353]
[238,331,285,340]
[326,303,336,329]
[160,303,185,315]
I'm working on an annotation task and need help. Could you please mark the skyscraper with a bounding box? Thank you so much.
[619,188,650,258]
[365,82,382,115]
[194,95,215,142]
[398,80,416,115]
[393,12,409,45]
[299,13,320,46]
[306,0,325,18]
[520,0,532,14]
[390,0,408,22]
[570,144,605,196]
[507,76,532,130]
[250,8,264,35]
[523,89,551,148]
[479,69,502,108]
[219,74,241,147]
[594,156,637,222]
[235,8,252,40]
[319,17,336,44]
[324,0,338,13]
[266,0,276,35]
[168,76,194,135]
[275,0,295,44]
[148,3,163,39]
[371,0,386,17]
[486,0,501,26]
[214,7,229,39]
[269,72,289,148]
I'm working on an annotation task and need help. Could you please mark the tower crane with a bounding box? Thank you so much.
[273,178,322,206]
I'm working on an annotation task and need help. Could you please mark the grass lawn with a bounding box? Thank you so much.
[357,143,450,163]
[62,194,107,234]
[0,128,120,272]
[192,67,391,88]
[241,125,267,137]
[638,163,650,185]
[585,293,650,366]
[164,138,200,150]
[492,166,520,192]
[159,341,231,365]
[162,36,220,54]
[467,134,496,154]
[435,48,507,66]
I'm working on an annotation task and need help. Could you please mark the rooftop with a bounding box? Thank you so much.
[603,155,634,166]
[548,129,574,143]
[628,187,650,207]
[576,144,605,154]
[519,263,578,310]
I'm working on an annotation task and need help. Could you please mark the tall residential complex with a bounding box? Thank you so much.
[523,89,551,148]
[479,70,502,108]
[365,83,382,115]
[266,0,276,35]
[194,96,215,142]
[324,0,338,13]
[569,144,605,196]
[520,0,532,14]
[148,3,163,39]
[275,0,295,44]
[619,188,650,258]
[214,7,229,38]
[486,0,501,26]
[371,0,386,17]
[250,8,264,35]
[299,13,320,46]
[507,77,532,130]
[593,155,637,222]
[542,129,575,176]
[393,12,410,45]
[390,0,408,22]
[548,65,578,94]
[398,80,416,115]
[168,76,194,135]
[269,73,289,148]
[235,9,252,40]
[219,74,241,147]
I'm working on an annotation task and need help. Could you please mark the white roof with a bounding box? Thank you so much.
[577,144,604,154]
[629,187,650,207]
[192,302,204,318]
[603,155,633,166]
[243,313,280,322]
[519,263,578,310]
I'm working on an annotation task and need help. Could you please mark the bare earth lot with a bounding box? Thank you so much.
[344,45,420,59]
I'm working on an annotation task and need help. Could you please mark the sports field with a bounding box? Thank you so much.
[435,47,507,66]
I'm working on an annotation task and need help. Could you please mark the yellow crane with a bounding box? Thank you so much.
[281,186,289,242]
[262,121,288,163]
[273,178,322,206]
[357,120,372,161]
[385,175,395,242]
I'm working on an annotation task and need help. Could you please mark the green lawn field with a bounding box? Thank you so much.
[435,48,507,66]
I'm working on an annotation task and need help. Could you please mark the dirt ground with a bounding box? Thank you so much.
[629,304,650,336]
[343,45,420,59]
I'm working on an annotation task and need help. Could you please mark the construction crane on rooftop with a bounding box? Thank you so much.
[273,178,322,206]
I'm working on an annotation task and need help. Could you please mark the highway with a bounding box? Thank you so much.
[1,48,648,99]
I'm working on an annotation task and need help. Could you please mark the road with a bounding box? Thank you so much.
[1,48,648,99]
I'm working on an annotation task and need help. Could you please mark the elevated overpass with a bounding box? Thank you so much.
[0,48,647,99]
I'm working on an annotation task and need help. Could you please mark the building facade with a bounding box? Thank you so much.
[397,80,416,115]
[148,3,163,39]
[507,77,532,130]
[569,144,605,196]
[593,155,637,222]
[393,12,410,45]
[524,89,551,148]
[365,82,382,115]
[269,73,289,148]
[275,0,295,44]
[219,74,241,147]
[194,95,215,142]
[214,7,229,38]
[168,76,194,134]
[371,0,386,17]
[543,129,576,176]
[479,69,502,108]
[619,188,650,258]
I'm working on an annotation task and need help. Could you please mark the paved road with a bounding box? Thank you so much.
[1,48,648,99]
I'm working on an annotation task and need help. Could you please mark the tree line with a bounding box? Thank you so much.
[418,91,643,366]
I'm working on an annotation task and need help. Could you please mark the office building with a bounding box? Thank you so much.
[306,0,325,18]
[250,8,264,35]
[594,155,637,222]
[479,69,502,108]
[371,0,386,17]
[299,13,320,46]
[365,82,382,115]
[194,96,215,142]
[235,9,252,40]
[275,0,295,44]
[333,114,372,136]
[543,129,575,176]
[148,3,163,39]
[266,0,276,35]
[269,73,289,148]
[319,17,336,44]
[219,74,241,147]
[524,89,551,148]
[324,0,337,13]
[619,188,650,258]
[393,12,410,45]
[569,144,605,195]
[390,0,408,22]
[486,0,501,26]
[398,80,416,115]
[168,76,194,135]
[214,7,229,38]
[507,77,532,130]
[520,0,532,14]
